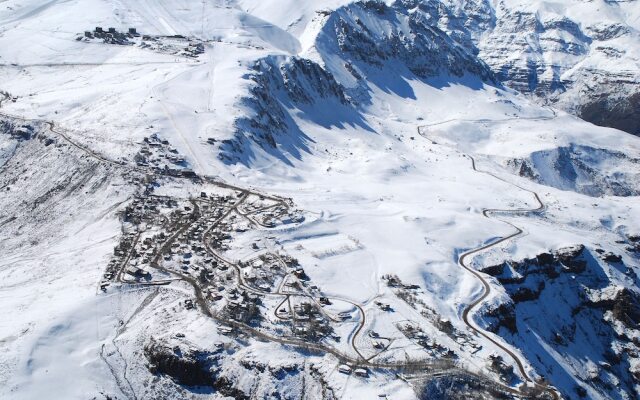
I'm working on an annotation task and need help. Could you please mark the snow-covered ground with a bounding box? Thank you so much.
[1,0,639,399]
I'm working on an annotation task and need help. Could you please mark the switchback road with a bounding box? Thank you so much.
[418,124,560,400]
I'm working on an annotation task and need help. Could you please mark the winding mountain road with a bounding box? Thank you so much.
[459,155,555,397]
[418,124,560,399]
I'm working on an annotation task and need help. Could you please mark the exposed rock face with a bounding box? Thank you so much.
[586,23,631,41]
[589,288,640,329]
[578,91,640,137]
[483,302,517,334]
[145,341,216,387]
[0,119,37,141]
[474,1,639,135]
[481,13,590,94]
[416,370,548,399]
[318,0,496,83]
[142,338,339,400]
[265,57,350,105]
[144,340,249,398]
[480,244,640,398]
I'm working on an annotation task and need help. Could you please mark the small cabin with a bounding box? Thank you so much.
[217,326,233,335]
[338,365,352,374]
[354,368,368,377]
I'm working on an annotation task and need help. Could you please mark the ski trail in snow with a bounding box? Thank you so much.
[151,68,208,174]
[206,43,217,113]
[157,17,177,35]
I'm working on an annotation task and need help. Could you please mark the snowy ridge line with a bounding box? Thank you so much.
[418,123,559,399]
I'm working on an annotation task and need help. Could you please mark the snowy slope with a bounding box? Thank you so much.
[0,1,639,399]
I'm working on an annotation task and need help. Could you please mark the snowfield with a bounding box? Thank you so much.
[1,0,639,399]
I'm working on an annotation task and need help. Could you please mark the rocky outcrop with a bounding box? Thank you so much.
[585,23,631,41]
[481,245,587,289]
[626,234,640,255]
[142,338,339,399]
[417,370,523,400]
[144,340,248,399]
[481,245,640,397]
[505,144,640,197]
[589,288,640,329]
[145,341,216,387]
[0,119,36,141]
[483,302,517,334]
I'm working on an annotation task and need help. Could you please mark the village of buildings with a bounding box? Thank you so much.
[91,130,522,387]
[79,26,205,58]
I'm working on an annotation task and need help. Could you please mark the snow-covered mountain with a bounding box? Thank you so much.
[441,0,640,136]
[0,1,639,399]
